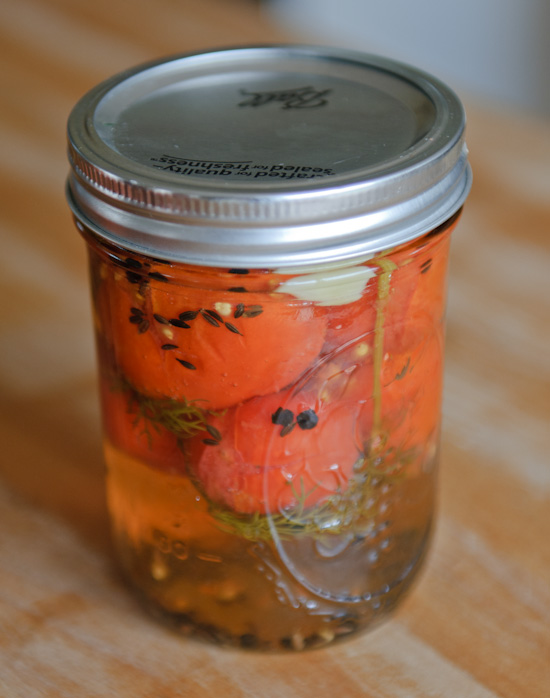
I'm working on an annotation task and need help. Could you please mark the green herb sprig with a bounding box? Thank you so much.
[112,376,224,441]
[208,443,415,543]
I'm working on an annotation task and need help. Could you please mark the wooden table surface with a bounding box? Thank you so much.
[1,1,549,696]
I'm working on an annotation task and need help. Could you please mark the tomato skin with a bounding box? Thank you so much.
[382,330,443,455]
[190,387,365,515]
[99,380,185,474]
[407,234,451,326]
[104,274,326,410]
[322,283,378,356]
[320,255,418,361]
[384,227,453,355]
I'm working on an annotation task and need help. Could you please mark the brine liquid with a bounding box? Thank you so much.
[83,218,455,650]
[105,439,435,650]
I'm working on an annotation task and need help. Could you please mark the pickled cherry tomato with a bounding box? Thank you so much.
[99,380,184,474]
[407,231,452,324]
[106,271,326,410]
[191,388,364,515]
[320,255,419,360]
[381,330,444,455]
[322,287,377,356]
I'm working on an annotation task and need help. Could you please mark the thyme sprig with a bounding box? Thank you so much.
[114,377,224,441]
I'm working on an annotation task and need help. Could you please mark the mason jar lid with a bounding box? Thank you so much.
[67,45,471,268]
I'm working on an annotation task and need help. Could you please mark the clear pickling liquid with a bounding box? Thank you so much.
[105,440,435,649]
[85,216,456,650]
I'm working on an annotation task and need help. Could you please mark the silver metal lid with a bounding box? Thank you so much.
[67,45,471,268]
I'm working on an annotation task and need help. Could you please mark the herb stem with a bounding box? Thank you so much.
[371,257,397,444]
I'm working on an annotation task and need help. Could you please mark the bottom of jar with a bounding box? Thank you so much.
[106,441,435,651]
[114,527,430,652]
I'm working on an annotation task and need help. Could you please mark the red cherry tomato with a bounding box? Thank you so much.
[99,380,185,474]
[190,387,365,515]
[381,329,444,456]
[104,269,326,410]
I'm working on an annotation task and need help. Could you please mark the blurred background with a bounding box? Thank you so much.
[263,0,550,117]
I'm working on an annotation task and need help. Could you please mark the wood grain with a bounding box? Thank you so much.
[1,1,548,696]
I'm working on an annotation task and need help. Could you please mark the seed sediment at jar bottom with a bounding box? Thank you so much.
[105,439,436,650]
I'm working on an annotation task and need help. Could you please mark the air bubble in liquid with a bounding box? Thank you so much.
[172,540,188,560]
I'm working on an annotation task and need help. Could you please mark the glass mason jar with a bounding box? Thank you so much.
[66,46,471,650]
